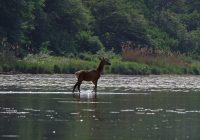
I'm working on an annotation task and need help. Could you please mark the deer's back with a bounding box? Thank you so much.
[75,69,100,81]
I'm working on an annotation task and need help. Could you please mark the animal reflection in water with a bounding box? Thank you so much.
[73,90,97,99]
[72,57,111,98]
[72,97,104,122]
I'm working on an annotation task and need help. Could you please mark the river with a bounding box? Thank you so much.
[0,74,200,140]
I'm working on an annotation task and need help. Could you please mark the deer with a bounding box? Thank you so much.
[72,57,111,94]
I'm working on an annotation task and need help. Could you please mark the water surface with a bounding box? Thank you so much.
[0,74,200,140]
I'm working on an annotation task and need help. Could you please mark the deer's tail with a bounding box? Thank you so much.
[74,71,80,80]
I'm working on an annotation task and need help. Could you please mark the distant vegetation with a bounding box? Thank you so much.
[1,50,200,75]
[0,0,200,74]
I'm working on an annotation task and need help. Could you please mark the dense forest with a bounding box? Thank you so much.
[1,0,200,75]
[0,0,200,57]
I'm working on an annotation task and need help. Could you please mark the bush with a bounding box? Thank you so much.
[110,60,150,75]
[192,67,200,75]
[76,31,104,53]
[2,64,13,72]
[151,66,161,75]
[54,65,61,73]
[1,52,200,75]
[0,66,2,73]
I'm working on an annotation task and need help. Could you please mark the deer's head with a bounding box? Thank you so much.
[100,57,111,65]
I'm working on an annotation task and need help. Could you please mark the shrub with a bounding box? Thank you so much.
[110,60,150,75]
[192,67,200,75]
[54,65,61,73]
[76,31,104,53]
[151,66,161,75]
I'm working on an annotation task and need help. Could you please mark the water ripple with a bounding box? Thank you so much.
[0,74,200,93]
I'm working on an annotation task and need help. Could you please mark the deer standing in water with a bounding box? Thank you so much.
[72,57,111,94]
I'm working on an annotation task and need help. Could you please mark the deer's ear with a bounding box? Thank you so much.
[104,58,108,61]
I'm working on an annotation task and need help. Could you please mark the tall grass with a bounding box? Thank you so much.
[120,43,200,74]
[13,54,97,74]
[0,51,17,73]
[1,51,200,75]
[122,45,190,67]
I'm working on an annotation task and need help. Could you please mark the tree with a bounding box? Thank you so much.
[31,0,93,54]
[92,0,149,52]
[0,0,35,45]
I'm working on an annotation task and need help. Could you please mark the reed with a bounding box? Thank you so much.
[121,41,192,67]
[1,52,200,75]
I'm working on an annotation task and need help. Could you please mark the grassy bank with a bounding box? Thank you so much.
[0,53,97,74]
[1,53,200,75]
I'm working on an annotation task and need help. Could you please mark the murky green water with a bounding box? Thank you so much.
[0,74,200,140]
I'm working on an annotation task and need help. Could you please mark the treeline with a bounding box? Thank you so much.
[0,0,200,58]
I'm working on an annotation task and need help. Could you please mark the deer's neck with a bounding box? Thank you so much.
[97,61,104,74]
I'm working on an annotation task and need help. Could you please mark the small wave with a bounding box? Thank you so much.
[110,111,120,114]
[0,91,72,94]
[1,135,19,138]
[82,109,95,112]
[58,101,112,104]
[0,111,29,115]
[120,109,134,112]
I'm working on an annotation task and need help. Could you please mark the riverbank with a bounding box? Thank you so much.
[1,53,200,75]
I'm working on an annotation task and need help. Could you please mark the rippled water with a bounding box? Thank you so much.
[0,74,200,140]
[1,74,200,92]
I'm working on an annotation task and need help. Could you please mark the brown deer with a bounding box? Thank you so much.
[72,57,111,93]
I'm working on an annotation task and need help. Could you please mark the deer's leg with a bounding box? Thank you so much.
[73,81,82,93]
[92,80,98,93]
[73,82,79,93]
[77,82,82,93]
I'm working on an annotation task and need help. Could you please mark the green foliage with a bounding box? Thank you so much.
[0,52,200,75]
[0,0,200,62]
[0,0,35,46]
[76,31,103,53]
[92,0,149,51]
[12,54,97,74]
[110,60,150,75]
[142,0,200,55]
[97,48,118,59]
[146,26,178,49]
[30,0,93,54]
